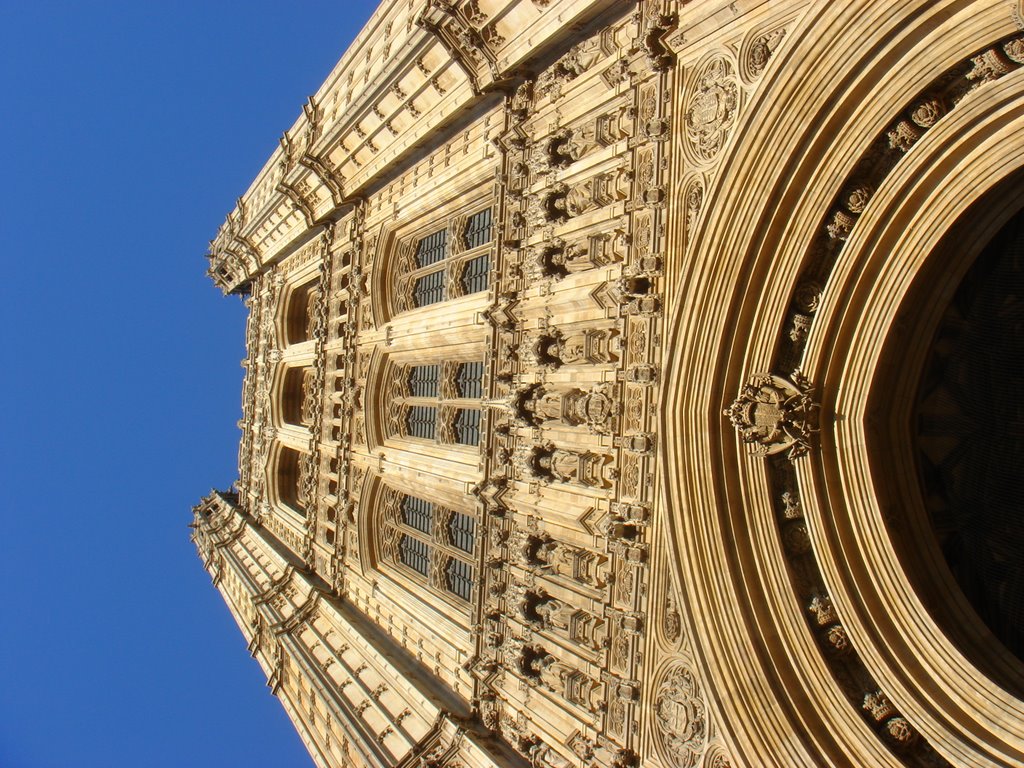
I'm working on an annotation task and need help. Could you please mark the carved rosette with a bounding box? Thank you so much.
[742,27,786,82]
[724,372,818,459]
[684,56,739,164]
[652,661,708,767]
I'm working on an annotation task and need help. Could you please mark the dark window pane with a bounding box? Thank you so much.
[448,513,476,553]
[409,365,440,398]
[399,535,431,577]
[460,254,490,295]
[455,362,484,399]
[406,406,437,439]
[401,496,434,534]
[463,208,493,249]
[415,229,448,268]
[454,409,481,446]
[413,269,446,307]
[446,558,474,601]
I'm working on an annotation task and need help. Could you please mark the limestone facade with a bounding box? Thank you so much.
[192,1,1024,766]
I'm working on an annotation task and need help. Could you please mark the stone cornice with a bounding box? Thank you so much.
[205,0,630,293]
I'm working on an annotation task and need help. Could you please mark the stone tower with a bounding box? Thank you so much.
[193,1,1024,766]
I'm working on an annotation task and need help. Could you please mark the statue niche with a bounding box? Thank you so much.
[514,384,616,431]
[526,443,614,489]
[536,233,624,279]
[544,169,631,221]
[548,106,633,167]
[521,645,602,712]
[533,327,619,367]
[522,590,607,650]
[523,534,608,588]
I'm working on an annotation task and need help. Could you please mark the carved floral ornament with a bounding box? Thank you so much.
[724,372,818,459]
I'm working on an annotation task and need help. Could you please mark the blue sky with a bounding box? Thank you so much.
[0,2,378,765]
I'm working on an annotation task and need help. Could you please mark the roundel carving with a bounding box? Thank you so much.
[653,661,708,767]
[684,56,739,163]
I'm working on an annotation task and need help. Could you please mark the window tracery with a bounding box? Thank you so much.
[394,207,493,313]
[378,488,477,604]
[386,360,485,447]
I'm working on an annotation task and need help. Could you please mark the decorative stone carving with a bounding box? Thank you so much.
[685,56,739,163]
[532,327,619,367]
[724,372,818,458]
[514,384,616,431]
[862,691,920,752]
[521,591,607,649]
[524,443,615,488]
[745,28,786,78]
[638,5,676,71]
[653,662,707,768]
[536,233,622,278]
[545,169,631,220]
[522,645,602,712]
[522,534,608,588]
[663,590,682,644]
[536,38,604,101]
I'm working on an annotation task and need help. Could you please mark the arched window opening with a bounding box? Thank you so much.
[393,207,494,314]
[276,446,307,517]
[281,367,314,427]
[379,489,477,604]
[285,281,320,345]
[385,361,485,447]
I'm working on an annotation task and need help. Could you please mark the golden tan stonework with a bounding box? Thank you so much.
[192,1,1024,766]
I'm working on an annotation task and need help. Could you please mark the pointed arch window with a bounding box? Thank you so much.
[393,207,494,313]
[380,489,477,604]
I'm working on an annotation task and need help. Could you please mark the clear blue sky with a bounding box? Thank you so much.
[0,2,378,766]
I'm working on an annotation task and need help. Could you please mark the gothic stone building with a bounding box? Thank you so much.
[191,1,1024,766]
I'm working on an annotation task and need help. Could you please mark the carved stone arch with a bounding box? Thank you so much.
[663,2,1024,767]
[362,346,390,451]
[279,275,322,348]
[368,224,399,328]
[266,441,307,520]
[270,363,314,429]
[355,470,380,577]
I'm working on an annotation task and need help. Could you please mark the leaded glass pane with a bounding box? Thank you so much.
[446,558,474,601]
[448,512,475,553]
[413,270,446,307]
[399,536,431,577]
[401,496,434,534]
[454,408,481,446]
[455,362,483,399]
[409,365,440,398]
[460,254,490,295]
[415,229,448,267]
[406,406,437,439]
[463,208,493,249]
